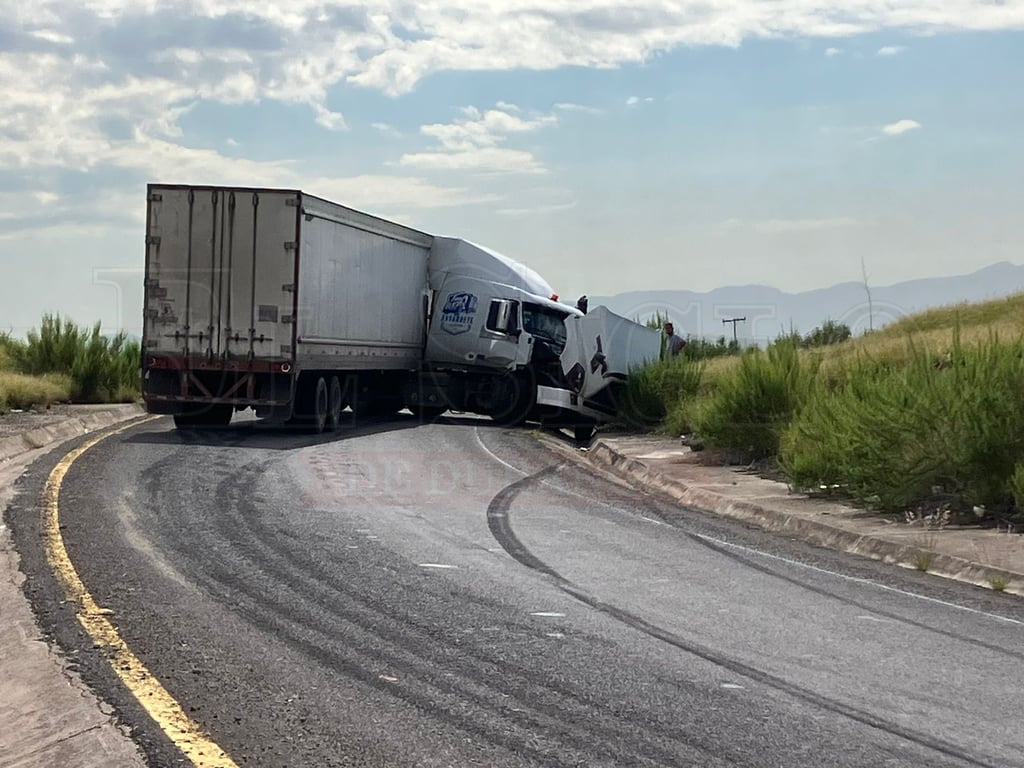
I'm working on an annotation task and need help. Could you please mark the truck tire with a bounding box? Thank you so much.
[289,374,330,433]
[489,371,535,427]
[327,376,344,432]
[311,376,329,434]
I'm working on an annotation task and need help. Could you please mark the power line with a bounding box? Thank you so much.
[722,316,745,344]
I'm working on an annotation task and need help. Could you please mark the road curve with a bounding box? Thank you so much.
[8,413,1024,768]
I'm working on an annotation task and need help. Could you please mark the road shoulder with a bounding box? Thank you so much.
[0,407,148,768]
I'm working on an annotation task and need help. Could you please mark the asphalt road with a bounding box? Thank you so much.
[8,413,1024,768]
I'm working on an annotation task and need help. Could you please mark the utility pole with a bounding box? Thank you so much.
[722,317,745,345]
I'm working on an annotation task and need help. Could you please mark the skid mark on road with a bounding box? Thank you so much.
[485,467,1006,768]
[43,417,239,768]
[475,427,1024,647]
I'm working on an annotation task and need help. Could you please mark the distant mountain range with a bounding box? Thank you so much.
[591,261,1024,344]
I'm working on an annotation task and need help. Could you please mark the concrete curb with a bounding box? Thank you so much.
[1,404,153,767]
[581,439,1024,596]
[0,404,148,464]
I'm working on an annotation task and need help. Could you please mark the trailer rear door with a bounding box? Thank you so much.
[143,185,299,363]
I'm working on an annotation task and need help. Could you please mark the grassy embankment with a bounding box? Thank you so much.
[621,293,1024,524]
[0,315,140,414]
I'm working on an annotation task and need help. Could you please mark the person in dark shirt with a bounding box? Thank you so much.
[663,322,686,357]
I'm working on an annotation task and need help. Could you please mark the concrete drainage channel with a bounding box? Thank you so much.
[0,404,147,463]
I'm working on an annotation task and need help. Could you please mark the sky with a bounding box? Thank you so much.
[1,1,1023,337]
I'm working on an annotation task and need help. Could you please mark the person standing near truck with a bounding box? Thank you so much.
[663,322,687,357]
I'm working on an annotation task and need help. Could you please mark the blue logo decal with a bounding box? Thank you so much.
[440,291,478,335]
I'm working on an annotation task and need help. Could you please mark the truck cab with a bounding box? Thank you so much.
[417,237,661,433]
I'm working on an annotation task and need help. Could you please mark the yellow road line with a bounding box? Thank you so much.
[43,416,240,768]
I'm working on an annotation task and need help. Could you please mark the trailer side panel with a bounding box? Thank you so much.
[295,195,432,370]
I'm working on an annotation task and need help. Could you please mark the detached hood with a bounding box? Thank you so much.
[560,306,662,401]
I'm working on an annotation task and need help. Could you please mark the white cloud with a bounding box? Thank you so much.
[0,1,1013,241]
[882,119,922,135]
[0,188,145,240]
[313,104,347,130]
[554,102,604,115]
[308,174,501,209]
[7,2,1017,120]
[31,29,73,44]
[496,101,521,112]
[626,96,655,106]
[497,200,577,216]
[0,4,1016,166]
[226,138,239,146]
[371,122,401,136]
[399,104,556,174]
[399,147,547,174]
[721,217,859,234]
[825,47,843,56]
[877,45,906,55]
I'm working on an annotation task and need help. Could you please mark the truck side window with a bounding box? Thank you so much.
[485,299,518,335]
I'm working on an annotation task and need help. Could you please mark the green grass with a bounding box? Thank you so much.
[694,337,818,461]
[0,371,73,413]
[616,354,704,431]
[780,327,1024,515]
[627,290,1024,521]
[913,551,936,572]
[0,315,140,411]
[989,575,1009,592]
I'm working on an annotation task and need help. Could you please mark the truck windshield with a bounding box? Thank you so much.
[522,303,568,348]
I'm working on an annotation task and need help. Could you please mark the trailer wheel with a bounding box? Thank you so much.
[327,376,344,432]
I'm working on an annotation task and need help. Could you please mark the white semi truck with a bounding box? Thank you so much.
[140,184,661,439]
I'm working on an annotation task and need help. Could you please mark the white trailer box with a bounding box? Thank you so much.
[142,185,432,420]
[296,195,432,369]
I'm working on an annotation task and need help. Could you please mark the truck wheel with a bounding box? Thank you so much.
[490,372,535,427]
[327,376,344,432]
[312,377,329,434]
